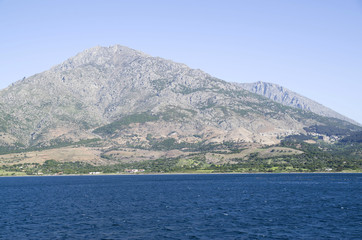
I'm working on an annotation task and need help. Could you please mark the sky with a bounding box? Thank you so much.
[0,0,361,124]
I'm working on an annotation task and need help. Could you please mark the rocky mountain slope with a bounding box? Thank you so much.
[0,45,360,156]
[236,81,360,126]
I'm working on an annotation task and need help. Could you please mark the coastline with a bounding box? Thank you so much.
[1,170,361,178]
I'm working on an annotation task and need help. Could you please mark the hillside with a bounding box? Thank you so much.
[0,45,360,174]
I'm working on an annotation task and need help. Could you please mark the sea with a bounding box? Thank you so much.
[0,173,361,239]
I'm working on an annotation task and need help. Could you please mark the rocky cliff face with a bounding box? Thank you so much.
[0,45,359,150]
[236,81,360,126]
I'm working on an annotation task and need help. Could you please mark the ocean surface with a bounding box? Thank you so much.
[0,173,361,239]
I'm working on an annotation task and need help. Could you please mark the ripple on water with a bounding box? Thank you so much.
[0,174,361,239]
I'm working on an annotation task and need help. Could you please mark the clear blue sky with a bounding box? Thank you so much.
[1,0,361,124]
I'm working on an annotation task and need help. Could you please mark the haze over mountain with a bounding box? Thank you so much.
[0,45,360,160]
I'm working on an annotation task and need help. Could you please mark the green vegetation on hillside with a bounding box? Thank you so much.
[1,138,360,176]
[304,125,352,136]
[0,138,101,155]
[93,113,159,135]
[340,131,362,143]
[93,108,195,136]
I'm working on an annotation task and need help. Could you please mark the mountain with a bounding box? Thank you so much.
[0,45,360,172]
[236,81,360,126]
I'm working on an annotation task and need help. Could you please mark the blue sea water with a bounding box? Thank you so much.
[0,174,361,239]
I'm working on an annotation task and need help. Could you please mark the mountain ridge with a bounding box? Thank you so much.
[236,81,360,126]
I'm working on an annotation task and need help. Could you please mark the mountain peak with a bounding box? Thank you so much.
[53,45,150,71]
[86,44,150,57]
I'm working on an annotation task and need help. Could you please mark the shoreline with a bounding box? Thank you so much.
[1,171,361,178]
